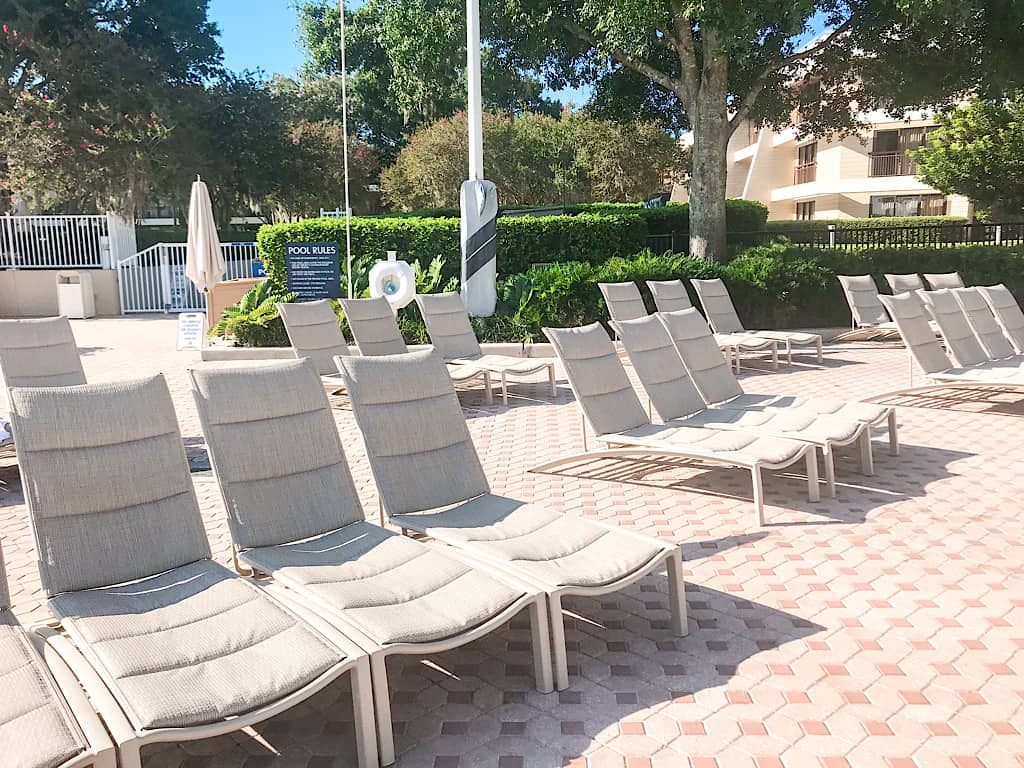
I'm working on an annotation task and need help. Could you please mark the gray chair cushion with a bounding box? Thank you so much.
[979,285,1024,354]
[242,521,525,645]
[615,423,807,467]
[598,282,647,323]
[885,273,925,295]
[878,293,954,375]
[8,376,211,596]
[336,349,492,515]
[392,495,665,589]
[0,611,86,768]
[340,297,409,357]
[657,309,745,404]
[448,353,551,374]
[647,280,693,313]
[415,293,483,360]
[49,559,344,731]
[921,289,991,367]
[0,316,86,392]
[923,272,964,290]
[690,278,745,333]
[277,300,351,375]
[837,275,889,327]
[954,287,1017,360]
[190,359,364,549]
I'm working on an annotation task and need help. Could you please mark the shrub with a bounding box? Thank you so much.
[210,281,296,347]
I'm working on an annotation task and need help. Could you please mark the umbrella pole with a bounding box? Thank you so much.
[338,0,354,299]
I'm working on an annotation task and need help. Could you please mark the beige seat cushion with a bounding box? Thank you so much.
[393,495,665,589]
[724,394,890,425]
[0,612,85,768]
[617,423,808,467]
[50,559,344,731]
[243,521,524,646]
[452,353,552,375]
[676,406,861,446]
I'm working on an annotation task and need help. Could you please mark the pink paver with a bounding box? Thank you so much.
[2,318,1024,767]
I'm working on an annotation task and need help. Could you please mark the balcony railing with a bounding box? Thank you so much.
[794,163,817,185]
[869,152,917,177]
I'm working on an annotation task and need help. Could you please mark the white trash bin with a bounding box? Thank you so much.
[56,271,96,319]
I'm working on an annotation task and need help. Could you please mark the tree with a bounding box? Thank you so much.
[296,0,559,161]
[485,1,1024,258]
[380,110,682,209]
[912,94,1024,220]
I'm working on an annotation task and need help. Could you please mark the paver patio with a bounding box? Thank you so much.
[2,316,1024,768]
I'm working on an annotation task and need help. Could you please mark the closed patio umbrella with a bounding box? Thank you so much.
[185,177,225,297]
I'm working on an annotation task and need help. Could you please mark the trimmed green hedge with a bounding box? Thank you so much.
[765,216,967,234]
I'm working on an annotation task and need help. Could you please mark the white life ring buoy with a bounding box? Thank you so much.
[368,259,416,309]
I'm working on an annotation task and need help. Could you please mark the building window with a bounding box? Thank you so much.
[869,194,947,217]
[795,201,816,220]
[794,142,817,184]
[869,126,936,176]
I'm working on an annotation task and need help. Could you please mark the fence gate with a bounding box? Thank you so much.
[117,242,258,313]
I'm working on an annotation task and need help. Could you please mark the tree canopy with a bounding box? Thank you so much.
[913,93,1024,220]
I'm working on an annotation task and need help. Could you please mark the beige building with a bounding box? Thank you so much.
[676,111,972,221]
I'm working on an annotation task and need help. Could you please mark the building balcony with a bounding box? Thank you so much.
[869,152,918,177]
[794,163,817,185]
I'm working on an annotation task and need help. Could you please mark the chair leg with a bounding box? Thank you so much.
[548,363,557,396]
[805,449,820,503]
[483,371,493,404]
[751,465,765,526]
[548,593,570,690]
[859,430,874,476]
[353,657,382,768]
[378,497,385,527]
[786,339,793,366]
[501,370,509,406]
[118,742,143,768]
[667,550,688,637]
[771,343,778,370]
[887,410,900,456]
[823,447,836,498]
[529,599,555,693]
[816,337,823,364]
[370,653,396,766]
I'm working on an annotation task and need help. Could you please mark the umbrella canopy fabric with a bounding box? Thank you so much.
[186,179,225,293]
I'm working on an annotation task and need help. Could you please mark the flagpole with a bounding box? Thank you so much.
[338,0,354,298]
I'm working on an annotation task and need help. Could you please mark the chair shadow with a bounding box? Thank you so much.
[76,345,108,357]
[533,440,971,527]
[871,384,1024,418]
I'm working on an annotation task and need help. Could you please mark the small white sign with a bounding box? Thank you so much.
[177,312,206,351]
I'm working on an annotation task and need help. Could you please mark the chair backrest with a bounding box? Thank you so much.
[340,297,408,356]
[657,309,745,404]
[415,292,482,360]
[920,289,989,367]
[690,278,745,333]
[924,272,964,290]
[8,376,210,596]
[615,314,708,421]
[885,273,925,295]
[836,275,889,327]
[952,287,1016,361]
[647,280,693,313]
[277,300,350,375]
[544,323,650,437]
[597,282,647,324]
[878,293,953,375]
[336,349,490,516]
[190,359,364,551]
[978,284,1024,354]
[0,317,86,393]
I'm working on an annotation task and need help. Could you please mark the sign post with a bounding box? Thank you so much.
[285,242,342,301]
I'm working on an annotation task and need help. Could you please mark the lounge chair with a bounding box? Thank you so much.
[647,279,693,313]
[924,272,964,290]
[540,325,820,523]
[340,296,494,402]
[0,542,116,768]
[600,280,778,371]
[189,358,552,765]
[885,273,926,295]
[836,275,898,333]
[335,348,690,689]
[690,278,823,364]
[616,313,876,497]
[878,292,1024,388]
[920,289,1024,371]
[952,287,1022,363]
[653,308,898,455]
[7,376,378,768]
[0,316,86,390]
[978,284,1024,354]
[277,299,349,393]
[415,292,556,405]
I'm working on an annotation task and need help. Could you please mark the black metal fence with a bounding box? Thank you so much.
[649,222,1024,254]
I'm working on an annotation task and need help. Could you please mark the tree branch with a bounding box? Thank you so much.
[668,0,699,106]
[560,18,687,101]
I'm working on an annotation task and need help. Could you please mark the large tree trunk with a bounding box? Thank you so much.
[688,105,730,260]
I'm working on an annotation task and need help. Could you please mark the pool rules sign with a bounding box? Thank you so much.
[285,242,342,301]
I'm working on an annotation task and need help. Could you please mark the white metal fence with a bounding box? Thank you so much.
[0,214,113,268]
[117,242,259,313]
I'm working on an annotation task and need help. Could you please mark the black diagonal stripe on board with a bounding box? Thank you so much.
[464,217,497,279]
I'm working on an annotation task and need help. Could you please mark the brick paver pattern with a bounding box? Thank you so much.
[2,317,1024,768]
